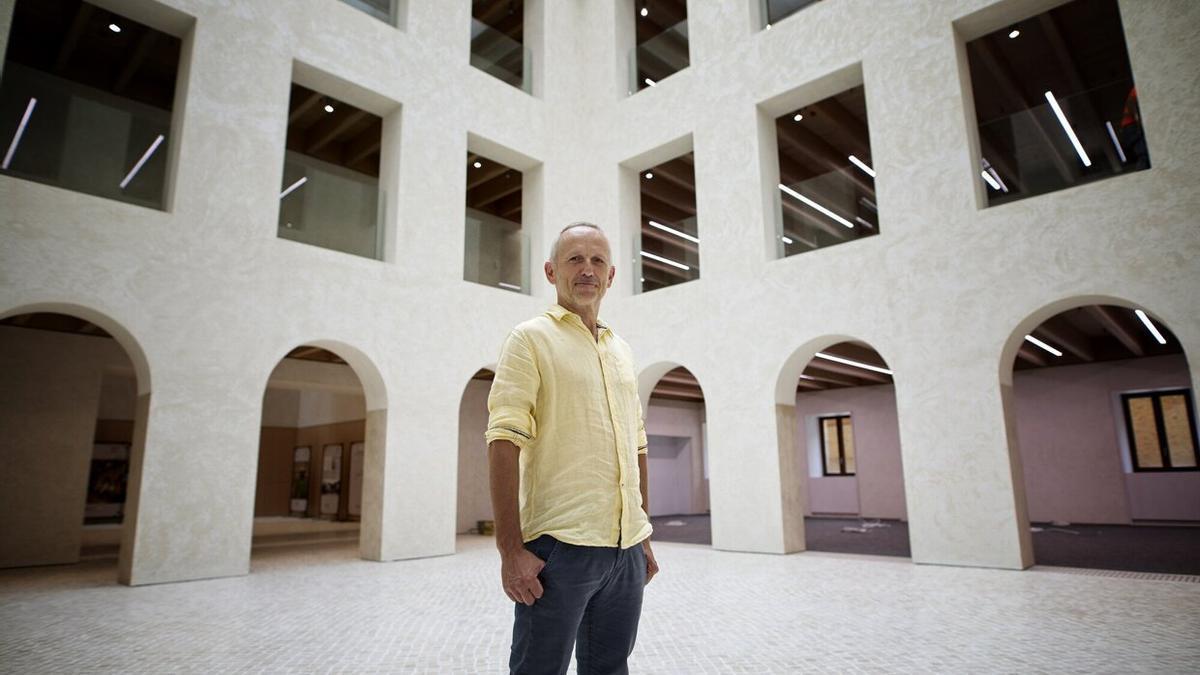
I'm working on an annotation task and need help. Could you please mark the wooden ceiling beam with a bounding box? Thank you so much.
[55,4,95,73]
[648,159,695,190]
[1086,305,1145,357]
[641,194,692,225]
[777,122,875,196]
[468,172,522,208]
[640,179,696,214]
[1016,344,1048,367]
[799,367,862,388]
[1035,317,1095,361]
[306,110,368,155]
[345,127,381,167]
[113,30,157,94]
[289,90,322,125]
[467,161,511,190]
[822,342,890,370]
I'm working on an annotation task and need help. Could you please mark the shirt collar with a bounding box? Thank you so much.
[547,304,610,334]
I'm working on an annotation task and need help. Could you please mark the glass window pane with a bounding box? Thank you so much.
[774,85,879,257]
[965,0,1149,208]
[637,153,699,293]
[1127,397,1162,469]
[841,418,855,474]
[0,0,181,210]
[822,418,841,475]
[763,0,824,27]
[1161,395,1197,468]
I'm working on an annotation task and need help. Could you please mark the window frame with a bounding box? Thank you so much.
[1121,389,1199,472]
[818,414,855,477]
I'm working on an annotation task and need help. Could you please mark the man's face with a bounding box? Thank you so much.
[545,227,616,313]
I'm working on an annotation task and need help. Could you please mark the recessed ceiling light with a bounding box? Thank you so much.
[793,113,803,122]
[765,23,772,30]
[1008,29,1020,39]
[108,23,121,33]
[323,103,335,113]
[473,161,482,168]
[640,7,648,17]
[644,172,653,179]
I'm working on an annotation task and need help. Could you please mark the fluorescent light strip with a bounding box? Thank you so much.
[640,250,690,271]
[799,374,816,380]
[814,352,893,376]
[644,78,657,87]
[279,176,308,199]
[1105,121,1127,163]
[1045,90,1091,167]
[1134,309,1167,345]
[119,134,165,189]
[497,282,522,291]
[981,170,1001,191]
[854,216,874,229]
[778,184,854,229]
[648,220,699,244]
[848,155,876,178]
[2,97,37,170]
[781,236,794,245]
[1024,335,1063,357]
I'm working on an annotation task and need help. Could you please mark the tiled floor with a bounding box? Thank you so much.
[2,536,1198,673]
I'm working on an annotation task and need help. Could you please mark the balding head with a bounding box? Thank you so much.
[549,222,608,264]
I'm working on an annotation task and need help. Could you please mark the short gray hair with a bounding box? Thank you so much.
[548,222,606,262]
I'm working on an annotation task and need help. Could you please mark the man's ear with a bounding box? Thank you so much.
[544,260,556,283]
[607,265,616,288]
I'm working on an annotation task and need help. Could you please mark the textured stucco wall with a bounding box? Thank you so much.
[1,0,1197,582]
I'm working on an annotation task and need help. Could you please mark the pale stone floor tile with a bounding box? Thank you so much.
[1,536,1198,674]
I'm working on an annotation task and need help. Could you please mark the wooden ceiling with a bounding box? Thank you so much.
[639,153,697,291]
[466,153,522,223]
[775,85,878,252]
[286,83,382,177]
[472,0,523,41]
[1014,305,1181,370]
[6,0,182,111]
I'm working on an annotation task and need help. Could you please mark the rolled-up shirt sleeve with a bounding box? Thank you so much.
[636,403,648,455]
[486,329,539,449]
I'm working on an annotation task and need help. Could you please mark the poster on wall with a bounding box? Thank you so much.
[85,443,130,523]
[320,444,342,517]
[348,441,364,518]
[290,446,311,516]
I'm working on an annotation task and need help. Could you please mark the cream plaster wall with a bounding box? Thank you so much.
[1,0,1197,583]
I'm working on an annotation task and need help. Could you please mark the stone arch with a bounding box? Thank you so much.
[0,300,152,578]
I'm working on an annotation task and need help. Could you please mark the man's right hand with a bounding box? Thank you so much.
[500,547,546,606]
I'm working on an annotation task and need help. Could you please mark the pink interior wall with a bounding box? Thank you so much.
[1012,354,1199,523]
[794,384,907,520]
[644,398,708,516]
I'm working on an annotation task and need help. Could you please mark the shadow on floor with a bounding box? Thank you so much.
[650,514,1200,575]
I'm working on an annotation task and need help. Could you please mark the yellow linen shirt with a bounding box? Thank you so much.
[486,304,652,549]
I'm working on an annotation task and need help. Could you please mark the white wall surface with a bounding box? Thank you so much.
[1,0,1197,583]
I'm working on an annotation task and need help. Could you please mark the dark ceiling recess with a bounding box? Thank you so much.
[472,0,523,41]
[639,152,698,292]
[0,313,112,338]
[3,0,182,111]
[1015,305,1182,371]
[633,0,688,92]
[285,83,382,178]
[285,346,347,365]
[650,366,703,403]
[466,153,522,224]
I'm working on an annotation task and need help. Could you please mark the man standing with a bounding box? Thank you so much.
[487,222,659,675]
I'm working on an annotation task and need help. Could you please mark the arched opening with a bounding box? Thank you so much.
[457,367,497,538]
[0,306,151,579]
[776,338,911,558]
[638,363,710,545]
[1002,300,1198,575]
[252,342,387,563]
